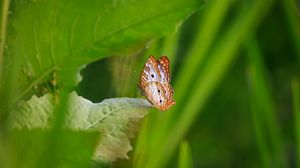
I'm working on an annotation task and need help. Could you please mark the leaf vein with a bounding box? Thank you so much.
[85,106,121,130]
[49,10,58,65]
[69,16,78,56]
[89,4,196,51]
[92,14,101,42]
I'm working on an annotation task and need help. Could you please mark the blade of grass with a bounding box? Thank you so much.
[157,0,232,132]
[292,78,300,168]
[160,32,180,65]
[0,0,10,129]
[0,0,9,82]
[178,141,193,168]
[143,1,276,168]
[0,2,24,168]
[173,0,231,105]
[246,37,284,167]
[249,92,272,168]
[32,66,81,167]
[136,1,231,167]
[247,39,272,168]
[40,79,72,168]
[132,116,149,166]
[159,0,231,144]
[282,0,300,61]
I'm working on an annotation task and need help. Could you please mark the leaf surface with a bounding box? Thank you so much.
[5,0,203,100]
[11,92,152,162]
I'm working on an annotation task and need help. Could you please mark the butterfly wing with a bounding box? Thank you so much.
[139,55,161,86]
[158,56,175,110]
[139,55,175,110]
[157,56,170,83]
[143,82,166,109]
[164,83,174,100]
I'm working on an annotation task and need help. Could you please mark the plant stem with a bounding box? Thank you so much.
[0,0,10,82]
[292,78,300,168]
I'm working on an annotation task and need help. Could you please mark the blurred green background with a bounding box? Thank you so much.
[1,0,300,167]
[78,1,300,167]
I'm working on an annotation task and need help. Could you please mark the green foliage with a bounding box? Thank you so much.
[0,0,299,168]
[0,0,203,167]
[134,0,277,168]
[10,130,99,168]
[246,38,284,167]
[178,141,193,168]
[4,0,203,101]
[10,92,151,163]
[292,78,300,167]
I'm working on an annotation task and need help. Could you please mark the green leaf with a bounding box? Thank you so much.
[10,130,99,168]
[292,78,300,167]
[178,141,194,168]
[10,92,152,162]
[5,0,203,102]
[246,38,284,167]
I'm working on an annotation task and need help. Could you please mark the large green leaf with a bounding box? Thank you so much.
[10,92,152,162]
[4,0,203,101]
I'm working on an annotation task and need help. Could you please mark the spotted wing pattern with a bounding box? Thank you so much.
[138,55,175,110]
[139,56,160,85]
[157,56,170,83]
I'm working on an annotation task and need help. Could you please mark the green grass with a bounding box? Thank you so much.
[292,78,300,168]
[134,1,276,168]
[246,37,284,167]
[178,141,194,168]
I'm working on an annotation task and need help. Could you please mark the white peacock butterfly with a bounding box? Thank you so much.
[138,55,175,110]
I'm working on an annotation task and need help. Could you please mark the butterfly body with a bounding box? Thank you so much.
[138,55,175,110]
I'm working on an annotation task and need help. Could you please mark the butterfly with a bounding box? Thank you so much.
[138,55,175,110]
